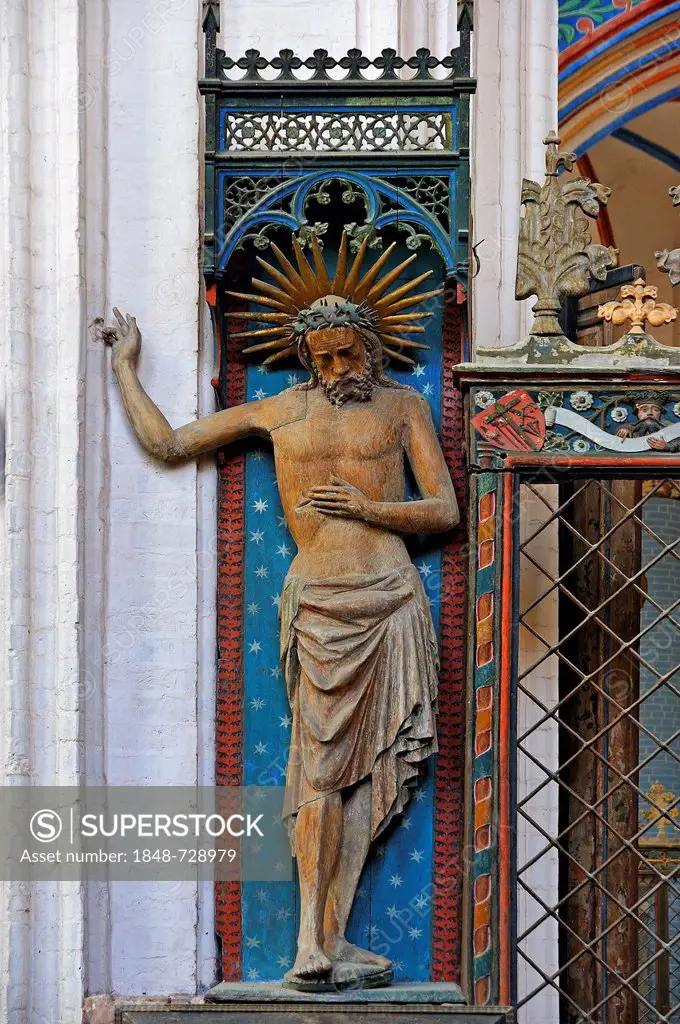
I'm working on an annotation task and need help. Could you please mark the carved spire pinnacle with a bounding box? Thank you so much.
[598,278,678,336]
[202,0,220,32]
[656,185,680,286]
[542,131,575,177]
[515,133,618,338]
[457,0,474,31]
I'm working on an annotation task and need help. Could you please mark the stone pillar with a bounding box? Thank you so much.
[472,0,559,348]
[0,0,87,1019]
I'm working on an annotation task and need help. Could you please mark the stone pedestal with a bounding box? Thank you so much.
[205,981,467,1004]
[116,984,510,1024]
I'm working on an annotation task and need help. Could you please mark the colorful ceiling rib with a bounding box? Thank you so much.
[559,0,647,51]
[558,0,680,152]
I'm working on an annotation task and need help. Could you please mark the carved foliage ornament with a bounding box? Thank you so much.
[598,278,677,336]
[516,132,618,337]
[223,110,449,154]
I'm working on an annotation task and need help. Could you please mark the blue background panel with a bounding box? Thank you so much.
[238,245,445,981]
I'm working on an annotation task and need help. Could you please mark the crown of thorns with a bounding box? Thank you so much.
[633,393,664,410]
[226,231,442,366]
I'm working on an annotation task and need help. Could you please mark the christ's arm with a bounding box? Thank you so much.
[105,309,279,461]
[306,391,459,533]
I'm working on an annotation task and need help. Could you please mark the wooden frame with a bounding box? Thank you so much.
[458,363,680,1010]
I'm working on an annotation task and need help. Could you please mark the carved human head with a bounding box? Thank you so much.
[300,324,378,406]
[635,395,663,422]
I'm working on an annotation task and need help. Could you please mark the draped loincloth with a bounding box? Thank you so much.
[280,565,439,842]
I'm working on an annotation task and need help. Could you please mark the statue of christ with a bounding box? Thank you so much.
[104,233,459,991]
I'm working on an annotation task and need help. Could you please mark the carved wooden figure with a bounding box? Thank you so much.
[103,233,459,992]
[656,185,680,287]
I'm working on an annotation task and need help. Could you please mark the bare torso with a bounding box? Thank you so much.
[271,386,411,577]
[108,328,457,579]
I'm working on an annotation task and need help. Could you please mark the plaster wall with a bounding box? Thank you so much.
[0,0,560,1016]
[104,0,204,998]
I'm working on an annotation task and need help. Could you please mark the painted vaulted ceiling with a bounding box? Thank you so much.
[558,0,648,50]
[558,0,680,153]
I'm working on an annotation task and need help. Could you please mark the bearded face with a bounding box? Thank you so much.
[637,403,662,423]
[304,326,374,407]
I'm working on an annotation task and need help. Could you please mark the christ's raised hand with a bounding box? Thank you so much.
[102,307,142,371]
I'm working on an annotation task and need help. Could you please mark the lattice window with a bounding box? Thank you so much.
[516,478,680,1024]
[223,176,284,232]
[385,176,451,231]
[222,111,451,152]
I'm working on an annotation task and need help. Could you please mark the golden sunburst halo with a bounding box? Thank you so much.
[226,232,442,366]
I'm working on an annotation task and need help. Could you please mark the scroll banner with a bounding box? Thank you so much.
[545,407,680,453]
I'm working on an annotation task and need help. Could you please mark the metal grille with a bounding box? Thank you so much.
[638,867,680,1022]
[222,110,451,152]
[516,479,680,1024]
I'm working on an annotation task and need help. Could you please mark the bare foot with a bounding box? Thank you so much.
[325,935,392,970]
[285,945,332,982]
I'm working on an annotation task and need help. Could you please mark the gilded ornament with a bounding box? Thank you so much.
[226,231,441,366]
[642,782,680,843]
[598,278,678,337]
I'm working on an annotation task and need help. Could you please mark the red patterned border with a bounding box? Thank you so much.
[471,479,498,1005]
[432,289,469,983]
[214,301,246,982]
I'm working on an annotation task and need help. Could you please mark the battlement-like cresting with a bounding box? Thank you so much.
[213,47,471,84]
[202,1,474,86]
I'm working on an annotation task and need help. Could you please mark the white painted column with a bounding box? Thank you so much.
[472,0,559,349]
[0,3,33,1018]
[82,0,113,999]
[0,0,88,1019]
[356,0,399,54]
[399,0,459,57]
